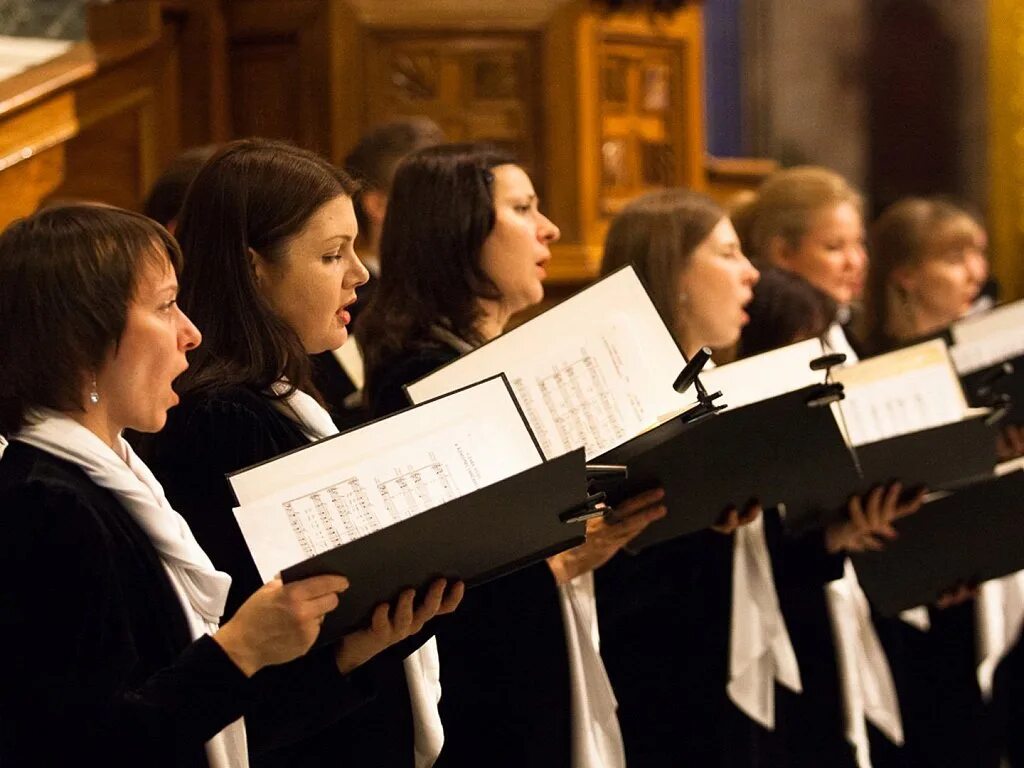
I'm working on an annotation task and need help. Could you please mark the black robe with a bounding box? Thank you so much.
[0,442,368,767]
[368,342,573,767]
[146,384,421,768]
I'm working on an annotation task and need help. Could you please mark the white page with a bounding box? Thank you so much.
[833,339,969,446]
[230,377,543,582]
[950,299,1024,374]
[0,36,72,80]
[406,267,696,461]
[700,339,826,411]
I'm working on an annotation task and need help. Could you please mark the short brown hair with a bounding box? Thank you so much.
[345,118,446,233]
[600,188,724,332]
[0,204,181,434]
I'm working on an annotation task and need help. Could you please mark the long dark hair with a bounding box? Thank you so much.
[0,204,181,434]
[359,143,515,388]
[174,138,358,399]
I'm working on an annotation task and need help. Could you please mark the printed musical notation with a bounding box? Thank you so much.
[834,340,969,447]
[514,345,633,461]
[406,267,693,460]
[232,377,543,584]
[281,458,462,560]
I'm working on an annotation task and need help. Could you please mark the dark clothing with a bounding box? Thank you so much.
[597,507,841,767]
[597,527,772,767]
[773,524,859,768]
[870,601,1001,768]
[147,385,417,768]
[310,351,364,430]
[368,342,573,767]
[0,442,357,767]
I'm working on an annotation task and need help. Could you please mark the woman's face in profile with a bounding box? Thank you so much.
[777,201,867,306]
[675,217,760,351]
[479,164,560,318]
[95,251,201,433]
[254,194,369,354]
[896,218,988,331]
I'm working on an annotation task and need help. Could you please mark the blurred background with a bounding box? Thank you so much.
[0,0,1018,299]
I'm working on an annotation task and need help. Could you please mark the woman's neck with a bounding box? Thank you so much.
[474,298,510,342]
[68,407,124,455]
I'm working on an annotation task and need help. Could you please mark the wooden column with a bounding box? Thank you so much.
[988,0,1024,301]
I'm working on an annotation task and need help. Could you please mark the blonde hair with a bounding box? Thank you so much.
[730,166,863,265]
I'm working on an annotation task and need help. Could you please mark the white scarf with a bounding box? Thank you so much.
[15,410,246,768]
[728,514,802,727]
[270,383,445,768]
[557,572,626,768]
[820,325,904,767]
[976,570,1024,700]
[826,559,904,768]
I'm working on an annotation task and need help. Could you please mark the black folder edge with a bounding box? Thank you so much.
[226,372,545,496]
[401,263,689,424]
[852,469,1024,616]
[594,384,863,552]
[282,448,589,645]
[852,412,1000,498]
[960,352,1024,425]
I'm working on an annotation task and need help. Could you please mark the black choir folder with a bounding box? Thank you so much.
[228,376,589,645]
[853,465,1024,617]
[403,267,1003,550]
[951,299,1024,424]
[602,383,859,548]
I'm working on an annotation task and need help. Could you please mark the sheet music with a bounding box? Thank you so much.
[950,299,1024,373]
[700,339,826,411]
[406,267,696,461]
[230,376,543,582]
[833,339,970,446]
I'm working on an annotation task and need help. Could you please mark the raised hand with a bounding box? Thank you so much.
[214,574,350,676]
[335,578,465,673]
[547,487,667,584]
[710,501,762,535]
[825,482,926,554]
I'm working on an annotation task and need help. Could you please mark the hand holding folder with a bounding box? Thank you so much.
[227,376,590,644]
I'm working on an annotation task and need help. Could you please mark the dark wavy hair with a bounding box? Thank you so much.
[358,143,515,391]
[174,138,359,400]
[738,267,837,358]
[0,204,181,434]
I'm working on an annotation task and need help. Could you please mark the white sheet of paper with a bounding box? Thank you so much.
[950,299,1024,374]
[406,267,696,461]
[700,339,826,411]
[0,35,72,80]
[230,376,543,582]
[832,339,969,447]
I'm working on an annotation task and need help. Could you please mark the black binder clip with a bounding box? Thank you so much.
[559,491,609,524]
[985,392,1012,426]
[673,346,726,425]
[585,464,629,483]
[806,352,848,408]
[975,361,1015,402]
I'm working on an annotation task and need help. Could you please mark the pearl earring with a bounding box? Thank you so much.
[678,291,690,305]
[89,378,100,405]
